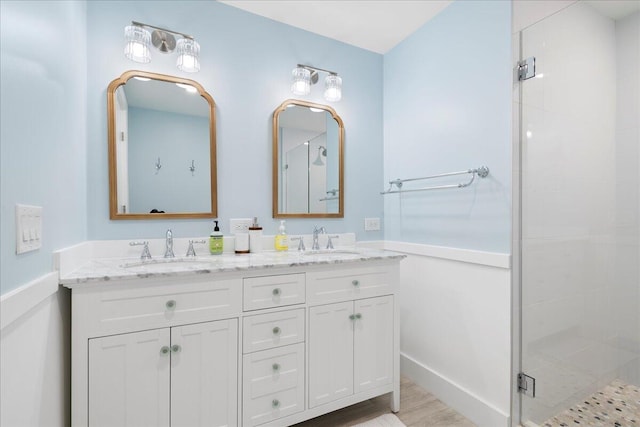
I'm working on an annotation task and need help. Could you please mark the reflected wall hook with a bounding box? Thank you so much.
[189,160,195,176]
[155,157,162,174]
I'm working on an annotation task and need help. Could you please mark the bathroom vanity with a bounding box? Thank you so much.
[60,247,403,427]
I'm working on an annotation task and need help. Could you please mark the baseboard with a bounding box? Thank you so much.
[401,352,511,427]
[0,272,59,330]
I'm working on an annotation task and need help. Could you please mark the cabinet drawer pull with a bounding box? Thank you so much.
[272,326,281,335]
[160,346,170,355]
[272,399,280,408]
[171,344,181,353]
[352,280,360,287]
[165,300,176,310]
[272,288,281,296]
[272,363,280,372]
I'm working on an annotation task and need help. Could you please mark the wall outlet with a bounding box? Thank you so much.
[16,204,43,254]
[229,218,252,233]
[364,217,381,231]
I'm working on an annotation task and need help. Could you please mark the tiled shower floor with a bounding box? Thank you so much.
[541,380,639,426]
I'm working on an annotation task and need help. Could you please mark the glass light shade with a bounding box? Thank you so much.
[176,38,201,73]
[291,67,311,95]
[124,25,151,63]
[324,74,342,102]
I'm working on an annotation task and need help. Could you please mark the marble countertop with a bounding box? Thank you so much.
[59,247,405,287]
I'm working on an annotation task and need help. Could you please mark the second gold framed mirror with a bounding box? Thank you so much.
[272,99,344,218]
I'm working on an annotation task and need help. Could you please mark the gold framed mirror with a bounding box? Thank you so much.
[107,70,217,219]
[272,99,344,218]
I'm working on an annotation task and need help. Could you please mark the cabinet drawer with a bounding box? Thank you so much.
[86,278,242,335]
[243,273,305,311]
[307,266,393,305]
[243,343,305,426]
[243,308,305,353]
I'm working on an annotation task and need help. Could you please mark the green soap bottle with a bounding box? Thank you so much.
[209,220,223,255]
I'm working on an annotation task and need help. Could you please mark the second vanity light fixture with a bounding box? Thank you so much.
[124,21,200,73]
[291,64,342,102]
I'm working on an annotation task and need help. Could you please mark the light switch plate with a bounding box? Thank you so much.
[16,204,43,254]
[229,218,252,233]
[364,217,381,231]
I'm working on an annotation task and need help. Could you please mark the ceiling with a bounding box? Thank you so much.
[218,0,453,54]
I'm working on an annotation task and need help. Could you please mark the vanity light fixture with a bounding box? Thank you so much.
[291,64,342,102]
[124,21,201,73]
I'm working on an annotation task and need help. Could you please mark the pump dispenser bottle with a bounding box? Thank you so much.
[209,220,223,255]
[249,217,263,253]
[274,220,289,251]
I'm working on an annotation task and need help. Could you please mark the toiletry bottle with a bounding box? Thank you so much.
[274,220,289,251]
[209,220,223,255]
[235,230,250,254]
[249,217,263,253]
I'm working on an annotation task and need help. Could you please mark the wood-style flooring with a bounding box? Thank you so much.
[293,376,477,427]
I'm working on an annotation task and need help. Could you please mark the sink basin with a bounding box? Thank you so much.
[301,249,361,256]
[121,258,213,272]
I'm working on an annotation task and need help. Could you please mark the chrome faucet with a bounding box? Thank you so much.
[312,226,326,250]
[164,229,175,258]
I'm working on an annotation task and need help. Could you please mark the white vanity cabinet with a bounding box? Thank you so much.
[308,296,394,409]
[64,253,402,427]
[70,275,242,427]
[88,319,238,427]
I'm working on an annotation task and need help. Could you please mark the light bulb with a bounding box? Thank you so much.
[291,67,311,96]
[124,25,151,63]
[324,74,342,102]
[176,38,200,73]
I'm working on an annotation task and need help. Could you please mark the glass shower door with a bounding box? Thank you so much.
[519,2,639,425]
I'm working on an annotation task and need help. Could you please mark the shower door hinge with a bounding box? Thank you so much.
[518,372,536,397]
[517,57,536,81]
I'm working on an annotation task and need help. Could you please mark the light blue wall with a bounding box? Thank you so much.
[86,1,384,240]
[128,107,210,213]
[0,1,87,294]
[383,0,512,253]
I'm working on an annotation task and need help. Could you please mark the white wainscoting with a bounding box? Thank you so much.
[0,273,70,427]
[360,241,512,427]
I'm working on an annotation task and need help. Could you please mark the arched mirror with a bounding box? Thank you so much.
[107,70,217,219]
[272,99,344,218]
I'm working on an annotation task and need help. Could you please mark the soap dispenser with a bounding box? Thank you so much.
[274,220,289,252]
[249,217,263,253]
[209,220,223,255]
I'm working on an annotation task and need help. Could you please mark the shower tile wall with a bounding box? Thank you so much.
[521,3,640,424]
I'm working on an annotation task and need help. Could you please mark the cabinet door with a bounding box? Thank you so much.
[171,319,238,427]
[354,296,394,393]
[89,329,170,427]
[308,301,354,408]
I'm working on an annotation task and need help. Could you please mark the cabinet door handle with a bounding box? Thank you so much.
[352,280,360,287]
[272,363,280,372]
[272,399,280,408]
[349,314,356,321]
[171,344,181,353]
[166,300,176,310]
[355,313,362,319]
[272,326,281,335]
[272,288,281,296]
[160,346,171,355]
